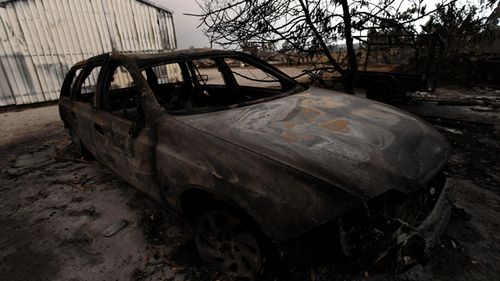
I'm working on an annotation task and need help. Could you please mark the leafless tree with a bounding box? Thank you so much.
[191,0,467,94]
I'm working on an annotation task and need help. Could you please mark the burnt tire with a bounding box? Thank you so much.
[366,79,396,102]
[195,210,263,279]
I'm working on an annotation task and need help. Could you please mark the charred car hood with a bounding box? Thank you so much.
[176,87,450,199]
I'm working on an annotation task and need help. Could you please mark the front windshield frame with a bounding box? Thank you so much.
[140,54,308,115]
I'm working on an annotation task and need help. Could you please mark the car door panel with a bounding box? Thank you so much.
[126,126,160,199]
[93,62,160,200]
[93,110,160,198]
[92,110,132,168]
[70,102,96,154]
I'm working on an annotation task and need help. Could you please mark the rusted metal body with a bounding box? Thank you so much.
[0,0,176,106]
[59,50,453,263]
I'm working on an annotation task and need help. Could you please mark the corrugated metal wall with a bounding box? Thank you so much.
[0,0,176,106]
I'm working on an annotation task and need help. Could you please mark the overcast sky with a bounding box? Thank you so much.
[151,0,211,49]
[151,0,445,50]
[150,0,494,50]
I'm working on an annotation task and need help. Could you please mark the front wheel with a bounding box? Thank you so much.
[195,210,263,279]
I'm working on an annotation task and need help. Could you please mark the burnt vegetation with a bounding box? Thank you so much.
[193,0,499,92]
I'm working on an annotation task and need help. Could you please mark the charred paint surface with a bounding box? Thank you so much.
[156,114,362,241]
[178,87,450,199]
[59,50,452,244]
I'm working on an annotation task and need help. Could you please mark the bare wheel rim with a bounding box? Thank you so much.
[195,210,262,279]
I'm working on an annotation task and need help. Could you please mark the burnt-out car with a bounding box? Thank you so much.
[59,49,454,279]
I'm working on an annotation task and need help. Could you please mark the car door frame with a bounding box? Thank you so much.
[65,57,108,156]
[92,56,162,200]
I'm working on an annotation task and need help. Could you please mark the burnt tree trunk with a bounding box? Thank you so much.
[298,0,346,76]
[340,0,358,94]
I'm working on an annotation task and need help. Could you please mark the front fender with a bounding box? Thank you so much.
[156,115,362,242]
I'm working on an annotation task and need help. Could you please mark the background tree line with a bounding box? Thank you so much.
[192,0,499,92]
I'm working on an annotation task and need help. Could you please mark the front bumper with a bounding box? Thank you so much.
[337,175,456,269]
[395,177,455,265]
[278,176,456,269]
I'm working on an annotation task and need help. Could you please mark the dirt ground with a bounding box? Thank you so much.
[1,86,499,281]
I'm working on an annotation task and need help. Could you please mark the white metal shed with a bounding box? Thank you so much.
[0,0,177,106]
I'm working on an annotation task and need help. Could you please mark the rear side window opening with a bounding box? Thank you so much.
[141,56,303,115]
[101,65,140,121]
[60,67,82,98]
[70,65,102,105]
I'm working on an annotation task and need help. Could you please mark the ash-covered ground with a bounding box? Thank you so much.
[1,86,499,281]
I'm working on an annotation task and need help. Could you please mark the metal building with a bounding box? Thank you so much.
[0,0,177,106]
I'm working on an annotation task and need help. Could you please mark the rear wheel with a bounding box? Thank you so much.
[195,210,263,279]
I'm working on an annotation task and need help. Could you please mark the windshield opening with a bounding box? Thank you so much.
[141,55,306,115]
